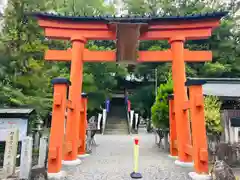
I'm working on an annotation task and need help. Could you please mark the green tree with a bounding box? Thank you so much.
[52,0,115,16]
[129,85,155,118]
[0,0,56,117]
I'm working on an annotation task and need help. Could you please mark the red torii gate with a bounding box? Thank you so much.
[33,12,226,179]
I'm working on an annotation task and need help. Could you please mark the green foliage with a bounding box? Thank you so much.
[128,85,155,118]
[53,0,115,16]
[151,86,223,134]
[0,0,53,117]
[204,96,223,135]
[151,75,173,129]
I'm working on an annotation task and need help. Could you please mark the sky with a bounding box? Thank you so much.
[0,0,7,14]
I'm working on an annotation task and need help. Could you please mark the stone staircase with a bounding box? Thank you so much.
[104,98,129,135]
[104,117,129,135]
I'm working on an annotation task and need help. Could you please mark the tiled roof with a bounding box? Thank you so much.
[203,83,240,98]
[0,108,35,115]
[32,11,228,23]
[187,78,240,98]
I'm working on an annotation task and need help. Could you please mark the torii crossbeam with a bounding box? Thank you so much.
[33,11,227,179]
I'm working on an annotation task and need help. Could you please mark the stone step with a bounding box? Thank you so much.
[107,121,128,124]
[105,125,128,129]
[105,127,128,130]
[104,132,129,135]
[105,129,129,132]
[106,127,128,130]
[106,124,128,127]
[106,123,128,126]
[105,129,128,132]
[104,130,129,135]
[108,119,126,121]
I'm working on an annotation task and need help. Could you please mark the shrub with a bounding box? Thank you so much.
[151,77,173,129]
[204,95,223,135]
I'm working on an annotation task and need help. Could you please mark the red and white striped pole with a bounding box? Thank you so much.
[130,137,142,179]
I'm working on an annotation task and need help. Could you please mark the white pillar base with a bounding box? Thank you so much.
[62,158,81,166]
[188,172,211,180]
[78,154,90,158]
[47,171,67,179]
[175,159,194,167]
[168,155,178,159]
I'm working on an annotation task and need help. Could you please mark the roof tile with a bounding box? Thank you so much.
[31,11,228,23]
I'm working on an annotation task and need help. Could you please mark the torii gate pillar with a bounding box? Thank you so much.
[62,36,86,165]
[170,37,192,163]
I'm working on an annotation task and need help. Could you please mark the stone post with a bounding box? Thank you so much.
[135,113,139,130]
[19,136,33,179]
[130,110,134,131]
[38,136,48,168]
[97,113,102,130]
[102,109,107,135]
[3,128,19,178]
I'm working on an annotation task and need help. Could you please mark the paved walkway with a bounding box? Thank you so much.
[63,130,192,180]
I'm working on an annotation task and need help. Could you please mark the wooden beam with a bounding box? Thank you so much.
[38,19,110,30]
[45,49,116,62]
[45,49,212,62]
[84,50,115,62]
[140,28,212,40]
[44,28,116,40]
[148,20,219,30]
[138,50,212,62]
[45,49,71,61]
[184,50,212,62]
[138,50,171,62]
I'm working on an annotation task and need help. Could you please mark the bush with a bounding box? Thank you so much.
[151,82,222,136]
[204,95,223,135]
[151,77,173,129]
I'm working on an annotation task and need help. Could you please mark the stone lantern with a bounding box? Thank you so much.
[32,117,44,149]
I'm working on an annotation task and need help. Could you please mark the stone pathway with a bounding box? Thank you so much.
[63,130,192,180]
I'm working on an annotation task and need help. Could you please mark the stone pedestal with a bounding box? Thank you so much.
[62,159,81,166]
[168,155,178,159]
[175,160,194,167]
[188,172,211,180]
[47,171,67,179]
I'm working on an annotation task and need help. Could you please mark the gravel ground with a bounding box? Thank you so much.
[62,130,192,180]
